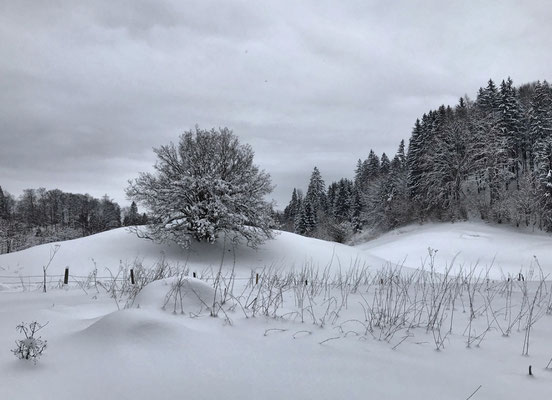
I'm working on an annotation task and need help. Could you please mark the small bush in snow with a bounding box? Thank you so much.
[12,321,48,364]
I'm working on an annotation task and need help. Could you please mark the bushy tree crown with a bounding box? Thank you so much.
[126,127,274,248]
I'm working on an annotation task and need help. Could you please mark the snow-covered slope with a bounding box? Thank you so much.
[356,221,552,278]
[0,227,383,280]
[3,221,552,282]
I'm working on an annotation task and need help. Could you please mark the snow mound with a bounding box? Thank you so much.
[77,308,181,344]
[134,276,218,314]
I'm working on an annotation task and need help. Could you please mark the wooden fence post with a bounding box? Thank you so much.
[130,269,135,285]
[63,268,69,285]
[256,273,259,285]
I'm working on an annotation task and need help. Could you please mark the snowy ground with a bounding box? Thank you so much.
[355,221,552,278]
[1,223,552,399]
[0,228,382,285]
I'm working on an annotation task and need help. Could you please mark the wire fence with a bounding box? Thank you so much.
[0,274,127,286]
[0,270,258,287]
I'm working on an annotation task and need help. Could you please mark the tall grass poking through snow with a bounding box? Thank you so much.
[64,251,552,355]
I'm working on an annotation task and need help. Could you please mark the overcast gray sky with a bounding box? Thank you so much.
[1,0,551,208]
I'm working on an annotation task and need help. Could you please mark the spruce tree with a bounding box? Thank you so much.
[295,199,316,235]
[380,153,391,175]
[294,205,306,235]
[0,186,6,219]
[350,188,363,232]
[365,150,380,180]
[406,118,427,204]
[302,200,317,234]
[529,81,552,174]
[333,179,353,221]
[326,182,338,214]
[305,167,327,214]
[129,201,139,225]
[477,79,500,113]
[354,159,364,189]
[498,77,525,183]
[284,188,299,222]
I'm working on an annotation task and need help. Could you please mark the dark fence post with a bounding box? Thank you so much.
[64,268,69,285]
[130,269,135,285]
[256,273,259,285]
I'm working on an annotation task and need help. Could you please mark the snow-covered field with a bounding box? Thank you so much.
[355,221,552,278]
[1,223,551,399]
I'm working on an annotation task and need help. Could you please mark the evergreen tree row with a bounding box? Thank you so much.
[279,78,552,242]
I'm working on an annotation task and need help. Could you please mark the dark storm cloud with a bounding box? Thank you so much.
[1,0,551,207]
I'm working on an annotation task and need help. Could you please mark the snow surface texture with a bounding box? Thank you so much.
[1,222,552,399]
[356,221,552,278]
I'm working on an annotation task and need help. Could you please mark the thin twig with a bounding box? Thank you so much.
[465,385,482,400]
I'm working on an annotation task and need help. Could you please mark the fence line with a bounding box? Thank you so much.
[0,271,311,286]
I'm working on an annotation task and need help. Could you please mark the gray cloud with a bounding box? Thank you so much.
[1,0,551,208]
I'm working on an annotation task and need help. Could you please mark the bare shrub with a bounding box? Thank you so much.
[12,321,48,364]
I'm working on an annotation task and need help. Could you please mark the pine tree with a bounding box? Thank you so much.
[529,81,552,175]
[0,186,7,219]
[293,191,304,234]
[303,200,317,234]
[350,188,363,232]
[129,201,139,225]
[392,140,406,171]
[295,199,316,235]
[380,153,391,175]
[365,150,380,180]
[354,159,364,189]
[124,201,140,226]
[305,167,327,214]
[326,182,338,214]
[477,79,500,113]
[283,188,299,221]
[407,117,429,210]
[498,77,525,184]
[294,205,306,235]
[420,116,471,219]
[333,179,353,221]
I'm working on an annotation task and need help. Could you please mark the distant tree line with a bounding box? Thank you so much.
[0,186,147,254]
[278,78,552,242]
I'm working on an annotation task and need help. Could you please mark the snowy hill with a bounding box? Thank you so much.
[3,221,552,282]
[355,221,552,278]
[0,227,383,282]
